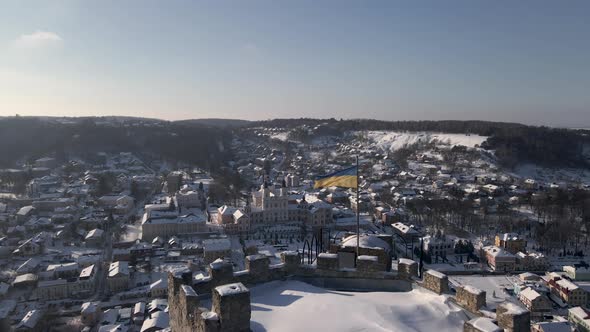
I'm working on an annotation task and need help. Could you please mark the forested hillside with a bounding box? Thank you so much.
[253,118,590,168]
[0,117,232,170]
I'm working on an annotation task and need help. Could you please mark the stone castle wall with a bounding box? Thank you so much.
[456,286,486,313]
[496,302,530,332]
[397,259,418,280]
[170,251,533,332]
[169,251,408,331]
[423,270,449,294]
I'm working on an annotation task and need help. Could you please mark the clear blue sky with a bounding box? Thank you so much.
[1,1,588,127]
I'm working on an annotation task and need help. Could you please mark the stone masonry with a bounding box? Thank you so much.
[168,250,413,331]
[456,285,486,313]
[245,254,270,280]
[496,302,530,332]
[280,251,300,273]
[316,253,339,270]
[168,273,202,332]
[397,258,418,280]
[169,275,251,332]
[209,259,235,287]
[356,255,386,272]
[423,270,449,294]
[212,283,251,332]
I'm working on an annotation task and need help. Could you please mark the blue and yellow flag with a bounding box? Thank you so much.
[314,166,358,189]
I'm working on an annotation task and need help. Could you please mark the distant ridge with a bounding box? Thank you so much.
[174,118,251,128]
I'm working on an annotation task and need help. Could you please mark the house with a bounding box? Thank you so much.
[12,274,38,288]
[175,189,201,210]
[149,278,167,298]
[98,195,134,214]
[13,238,42,256]
[35,279,86,300]
[14,309,44,332]
[374,206,389,220]
[325,191,348,204]
[391,222,420,243]
[516,251,549,271]
[423,233,455,260]
[16,206,35,223]
[141,211,207,242]
[518,287,551,316]
[569,306,590,332]
[495,233,527,254]
[547,274,588,307]
[46,262,79,279]
[107,261,130,294]
[140,311,169,332]
[133,302,146,325]
[81,302,102,326]
[483,246,517,272]
[74,266,96,297]
[215,206,250,234]
[85,228,105,247]
[531,321,571,332]
[397,188,417,198]
[202,239,232,264]
[32,198,75,213]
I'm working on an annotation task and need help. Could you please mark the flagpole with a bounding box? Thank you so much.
[356,155,360,258]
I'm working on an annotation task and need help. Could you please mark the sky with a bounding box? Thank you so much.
[0,1,589,127]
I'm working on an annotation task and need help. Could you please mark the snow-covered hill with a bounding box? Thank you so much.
[366,131,488,151]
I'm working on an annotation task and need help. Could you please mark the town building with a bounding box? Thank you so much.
[564,265,590,281]
[141,210,207,241]
[547,273,588,307]
[246,184,332,228]
[107,261,130,294]
[215,206,250,234]
[531,321,572,332]
[423,233,455,259]
[518,287,551,317]
[391,222,420,243]
[483,246,517,272]
[175,189,202,210]
[203,239,232,264]
[495,233,527,254]
[569,306,590,332]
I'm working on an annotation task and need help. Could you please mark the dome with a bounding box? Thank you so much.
[341,235,390,252]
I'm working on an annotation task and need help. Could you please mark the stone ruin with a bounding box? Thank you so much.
[397,258,418,280]
[168,273,251,332]
[496,302,530,332]
[422,269,449,294]
[456,285,486,313]
[463,302,530,332]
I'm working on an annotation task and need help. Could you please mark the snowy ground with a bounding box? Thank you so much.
[270,132,289,141]
[366,131,488,151]
[449,275,519,309]
[248,281,468,332]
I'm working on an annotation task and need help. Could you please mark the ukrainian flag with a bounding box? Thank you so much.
[314,166,358,189]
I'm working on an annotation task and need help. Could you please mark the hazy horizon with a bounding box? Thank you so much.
[1,1,589,127]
